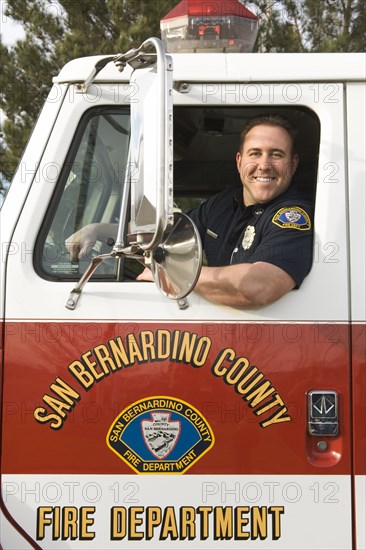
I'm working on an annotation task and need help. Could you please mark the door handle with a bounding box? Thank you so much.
[308,390,338,436]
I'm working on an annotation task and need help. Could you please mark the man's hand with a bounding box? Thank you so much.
[65,223,117,261]
[65,224,98,260]
[136,268,154,281]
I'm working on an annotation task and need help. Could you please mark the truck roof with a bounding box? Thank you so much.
[54,52,366,84]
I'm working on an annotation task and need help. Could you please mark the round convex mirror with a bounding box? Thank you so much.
[150,212,202,300]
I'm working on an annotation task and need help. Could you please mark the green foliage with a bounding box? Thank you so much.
[1,0,365,183]
[248,0,366,52]
[0,0,177,181]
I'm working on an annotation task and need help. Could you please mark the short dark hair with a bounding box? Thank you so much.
[239,114,298,156]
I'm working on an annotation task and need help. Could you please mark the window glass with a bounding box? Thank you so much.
[38,109,130,280]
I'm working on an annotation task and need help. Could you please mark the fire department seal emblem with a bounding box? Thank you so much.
[242,225,256,250]
[272,206,311,230]
[106,396,214,474]
[142,412,180,459]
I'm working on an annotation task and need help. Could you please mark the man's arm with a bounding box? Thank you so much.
[137,261,295,308]
[194,261,295,307]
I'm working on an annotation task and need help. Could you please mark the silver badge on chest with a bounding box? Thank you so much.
[242,225,256,250]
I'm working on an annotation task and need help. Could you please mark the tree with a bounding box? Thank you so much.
[1,0,365,184]
[0,0,177,181]
[248,0,366,52]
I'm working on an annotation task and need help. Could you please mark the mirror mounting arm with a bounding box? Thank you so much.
[76,39,163,94]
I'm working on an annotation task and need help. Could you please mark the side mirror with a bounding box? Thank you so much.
[115,37,174,251]
[66,38,202,310]
[151,212,202,302]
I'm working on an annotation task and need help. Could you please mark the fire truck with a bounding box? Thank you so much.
[1,1,365,548]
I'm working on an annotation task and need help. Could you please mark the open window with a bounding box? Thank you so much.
[173,106,319,211]
[35,104,319,282]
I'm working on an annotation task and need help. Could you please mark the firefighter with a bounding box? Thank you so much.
[183,114,313,307]
[66,115,313,308]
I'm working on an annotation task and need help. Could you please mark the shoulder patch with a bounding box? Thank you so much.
[272,206,311,230]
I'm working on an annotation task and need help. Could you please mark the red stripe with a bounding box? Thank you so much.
[0,321,363,475]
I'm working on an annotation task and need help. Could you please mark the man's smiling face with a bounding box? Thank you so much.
[236,124,298,206]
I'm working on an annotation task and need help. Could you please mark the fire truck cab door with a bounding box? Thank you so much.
[0,69,355,549]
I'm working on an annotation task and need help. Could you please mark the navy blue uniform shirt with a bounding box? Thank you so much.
[188,185,314,288]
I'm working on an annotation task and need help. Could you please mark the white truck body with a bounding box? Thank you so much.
[0,47,365,549]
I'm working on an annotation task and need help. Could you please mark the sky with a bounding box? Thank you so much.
[0,0,25,45]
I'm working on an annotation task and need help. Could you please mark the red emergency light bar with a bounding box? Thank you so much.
[161,0,258,53]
